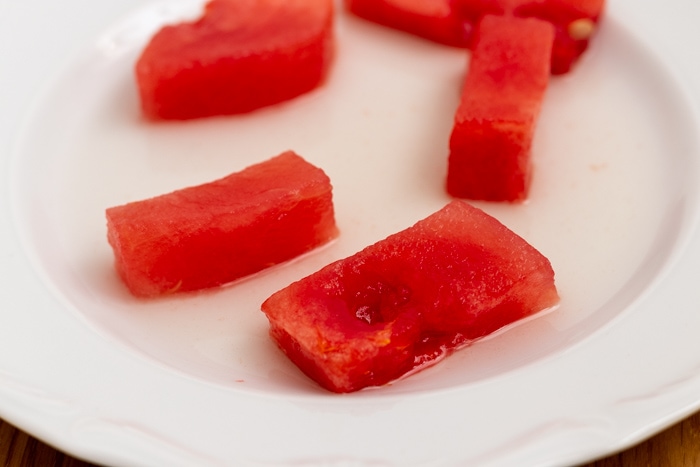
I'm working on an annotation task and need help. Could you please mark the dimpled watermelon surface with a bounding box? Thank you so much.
[447,15,554,202]
[135,0,335,120]
[261,200,559,393]
[106,151,338,297]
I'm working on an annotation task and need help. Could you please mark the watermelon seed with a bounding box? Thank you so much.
[567,18,595,41]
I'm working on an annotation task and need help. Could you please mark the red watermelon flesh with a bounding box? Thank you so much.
[106,151,338,297]
[135,0,335,120]
[456,0,604,73]
[511,0,605,74]
[344,0,603,73]
[344,0,470,47]
[261,200,559,393]
[447,15,553,202]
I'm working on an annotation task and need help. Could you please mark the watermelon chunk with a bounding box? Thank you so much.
[106,151,338,297]
[512,0,605,74]
[456,0,605,73]
[135,0,335,120]
[447,15,553,202]
[261,200,559,393]
[345,0,604,73]
[344,0,470,47]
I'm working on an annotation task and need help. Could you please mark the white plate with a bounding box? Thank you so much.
[2,0,700,465]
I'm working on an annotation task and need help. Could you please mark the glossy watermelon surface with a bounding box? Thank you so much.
[135,0,335,120]
[447,15,553,202]
[106,151,338,297]
[261,200,559,393]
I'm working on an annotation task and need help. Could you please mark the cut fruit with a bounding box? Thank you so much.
[345,0,604,73]
[261,200,559,392]
[511,0,604,74]
[135,0,335,119]
[344,0,470,47]
[447,15,554,202]
[106,151,338,297]
[457,0,605,73]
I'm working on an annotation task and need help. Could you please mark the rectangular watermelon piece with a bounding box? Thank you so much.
[447,15,554,202]
[106,151,338,297]
[135,0,335,120]
[261,200,559,392]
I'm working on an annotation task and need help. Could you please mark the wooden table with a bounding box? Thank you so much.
[2,410,700,466]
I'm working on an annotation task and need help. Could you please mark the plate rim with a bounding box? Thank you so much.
[2,0,700,466]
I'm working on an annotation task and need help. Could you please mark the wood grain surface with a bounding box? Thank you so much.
[3,410,700,466]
